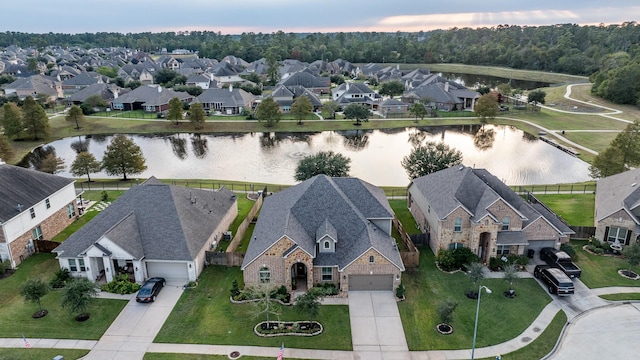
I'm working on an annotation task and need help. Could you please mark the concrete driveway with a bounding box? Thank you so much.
[85,284,183,360]
[348,291,410,360]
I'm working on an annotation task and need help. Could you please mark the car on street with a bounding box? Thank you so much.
[136,277,166,303]
[534,265,575,296]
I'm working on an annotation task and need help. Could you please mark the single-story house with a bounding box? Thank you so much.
[408,166,574,262]
[595,168,640,247]
[53,177,237,284]
[0,164,79,267]
[110,85,193,113]
[241,175,405,293]
[196,86,256,115]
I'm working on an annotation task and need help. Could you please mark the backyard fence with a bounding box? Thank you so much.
[226,188,266,253]
[393,216,420,268]
[206,251,244,267]
[515,183,596,195]
[570,226,596,240]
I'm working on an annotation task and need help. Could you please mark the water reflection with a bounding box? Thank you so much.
[25,125,592,186]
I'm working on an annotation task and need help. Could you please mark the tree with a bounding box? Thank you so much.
[255,97,282,127]
[0,102,24,139]
[408,103,428,123]
[474,93,499,121]
[71,152,101,182]
[321,100,339,120]
[101,134,147,180]
[343,103,369,125]
[436,299,458,325]
[610,120,640,169]
[250,284,281,327]
[167,97,183,125]
[378,80,405,98]
[290,95,312,125]
[401,141,463,179]
[155,68,180,86]
[0,134,14,162]
[189,102,206,129]
[589,147,626,178]
[496,83,512,98]
[294,151,351,181]
[294,287,325,322]
[265,50,281,86]
[476,85,492,95]
[622,242,640,277]
[80,95,107,115]
[27,57,39,73]
[466,262,485,298]
[502,264,520,294]
[61,278,98,320]
[527,89,546,110]
[66,105,85,130]
[20,279,49,316]
[22,96,50,140]
[38,153,65,174]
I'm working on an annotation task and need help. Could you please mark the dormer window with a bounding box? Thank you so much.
[324,240,330,249]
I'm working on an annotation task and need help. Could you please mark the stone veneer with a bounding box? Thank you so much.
[596,209,637,244]
[340,248,402,292]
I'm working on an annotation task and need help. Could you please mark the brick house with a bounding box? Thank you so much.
[0,164,79,267]
[407,166,573,263]
[594,168,640,247]
[241,175,404,293]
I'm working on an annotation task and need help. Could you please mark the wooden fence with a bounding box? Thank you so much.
[226,187,266,253]
[393,216,420,268]
[206,251,245,267]
[34,240,60,253]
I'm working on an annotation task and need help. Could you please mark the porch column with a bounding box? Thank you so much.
[83,255,94,282]
[102,256,114,283]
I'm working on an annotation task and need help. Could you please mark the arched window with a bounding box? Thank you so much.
[324,240,330,249]
[369,255,375,263]
[259,267,270,283]
[502,217,510,231]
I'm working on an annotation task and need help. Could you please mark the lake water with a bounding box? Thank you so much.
[440,72,551,90]
[24,125,592,187]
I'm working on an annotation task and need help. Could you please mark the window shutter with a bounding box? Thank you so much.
[604,227,609,241]
[625,230,632,245]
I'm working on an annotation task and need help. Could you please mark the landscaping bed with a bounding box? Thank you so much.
[570,240,640,288]
[254,321,322,337]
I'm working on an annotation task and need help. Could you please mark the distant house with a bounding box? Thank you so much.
[61,72,103,97]
[0,164,79,267]
[268,84,323,112]
[4,74,61,101]
[402,78,480,111]
[186,73,214,89]
[332,82,382,110]
[408,166,573,262]
[53,178,238,284]
[111,85,193,113]
[278,70,330,95]
[241,175,404,293]
[196,87,256,115]
[66,83,126,107]
[594,168,640,247]
[379,98,409,117]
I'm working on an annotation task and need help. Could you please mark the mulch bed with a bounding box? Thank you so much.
[436,323,453,335]
[32,310,48,319]
[0,270,16,280]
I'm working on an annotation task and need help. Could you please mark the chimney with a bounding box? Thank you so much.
[346,83,350,91]
[157,85,162,93]
[229,84,233,92]
[113,88,119,99]
[209,73,214,81]
[444,82,449,92]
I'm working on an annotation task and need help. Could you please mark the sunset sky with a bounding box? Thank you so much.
[3,0,637,34]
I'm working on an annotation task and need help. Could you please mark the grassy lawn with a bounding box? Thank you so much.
[389,200,421,236]
[218,196,256,252]
[235,223,256,253]
[155,265,352,350]
[0,349,89,360]
[407,64,588,84]
[51,211,100,242]
[533,194,595,227]
[398,248,551,350]
[570,240,640,288]
[477,311,567,360]
[0,254,127,339]
[599,293,640,301]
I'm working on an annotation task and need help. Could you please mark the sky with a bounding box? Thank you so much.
[3,0,638,34]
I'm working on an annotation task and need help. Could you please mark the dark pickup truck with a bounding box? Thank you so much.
[540,247,582,278]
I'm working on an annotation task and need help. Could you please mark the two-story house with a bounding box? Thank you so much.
[594,168,640,247]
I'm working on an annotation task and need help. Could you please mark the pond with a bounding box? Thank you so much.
[440,72,551,90]
[22,125,592,187]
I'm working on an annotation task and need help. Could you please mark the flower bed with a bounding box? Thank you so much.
[254,321,323,337]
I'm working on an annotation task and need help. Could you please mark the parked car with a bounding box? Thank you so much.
[540,247,582,278]
[534,265,575,296]
[136,277,166,303]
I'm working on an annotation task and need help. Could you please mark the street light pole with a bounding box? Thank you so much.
[471,285,492,360]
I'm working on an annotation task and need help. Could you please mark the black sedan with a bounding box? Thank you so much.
[136,277,166,303]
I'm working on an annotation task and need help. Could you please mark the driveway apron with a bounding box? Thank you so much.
[84,285,183,360]
[349,291,410,360]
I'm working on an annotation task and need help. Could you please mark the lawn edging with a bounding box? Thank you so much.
[254,321,323,337]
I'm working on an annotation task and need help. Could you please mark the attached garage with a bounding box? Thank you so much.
[527,240,558,258]
[349,274,394,291]
[146,261,189,284]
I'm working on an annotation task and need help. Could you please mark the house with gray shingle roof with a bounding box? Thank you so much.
[408,166,573,262]
[53,178,237,284]
[268,84,322,112]
[278,70,330,95]
[241,175,404,293]
[332,82,382,110]
[402,78,480,111]
[196,87,256,115]
[594,168,640,247]
[3,74,61,101]
[110,85,193,113]
[0,164,78,267]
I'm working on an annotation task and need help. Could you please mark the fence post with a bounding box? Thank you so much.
[557,185,561,194]
[544,185,547,194]
[570,184,573,194]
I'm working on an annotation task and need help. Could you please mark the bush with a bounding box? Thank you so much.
[320,283,338,296]
[586,244,597,252]
[560,243,577,260]
[100,274,141,294]
[436,250,457,272]
[0,260,10,274]
[230,280,241,299]
[101,191,109,201]
[50,268,71,289]
[506,254,530,267]
[437,247,479,272]
[277,285,288,296]
[602,242,611,252]
[395,283,406,299]
[594,248,605,255]
[488,257,501,271]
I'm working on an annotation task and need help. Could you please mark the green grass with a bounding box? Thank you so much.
[570,240,640,288]
[533,194,595,227]
[154,265,352,350]
[599,293,640,301]
[389,199,421,236]
[145,355,307,360]
[398,248,551,350]
[477,311,567,360]
[218,196,256,252]
[561,131,618,154]
[0,349,89,360]
[236,223,256,253]
[51,211,100,242]
[0,254,128,339]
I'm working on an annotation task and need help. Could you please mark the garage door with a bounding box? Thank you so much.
[146,262,189,284]
[527,240,557,258]
[349,274,393,291]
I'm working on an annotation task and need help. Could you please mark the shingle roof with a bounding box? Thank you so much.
[595,168,640,223]
[196,88,256,108]
[0,164,75,222]
[279,71,328,89]
[112,85,191,106]
[241,175,403,271]
[53,178,236,261]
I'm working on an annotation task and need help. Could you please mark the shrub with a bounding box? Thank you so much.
[101,191,109,201]
[395,283,406,299]
[321,283,338,296]
[50,268,71,289]
[560,243,577,260]
[586,244,597,252]
[436,250,457,272]
[488,257,501,271]
[277,285,288,296]
[452,247,478,268]
[594,248,605,255]
[230,280,241,299]
[0,260,10,274]
[436,299,458,324]
[100,274,141,294]
[506,254,530,267]
[602,242,611,252]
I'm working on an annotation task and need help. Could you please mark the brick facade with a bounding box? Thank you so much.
[340,248,402,292]
[596,209,637,244]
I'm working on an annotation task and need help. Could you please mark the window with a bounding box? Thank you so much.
[607,226,629,245]
[448,242,465,250]
[69,259,78,272]
[427,205,431,214]
[322,267,332,281]
[78,258,86,271]
[32,226,43,241]
[259,267,270,284]
[369,255,375,263]
[484,220,489,226]
[29,208,36,219]
[45,199,51,209]
[454,218,462,232]
[502,217,510,231]
[324,240,330,249]
[497,245,510,255]
[67,203,76,219]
